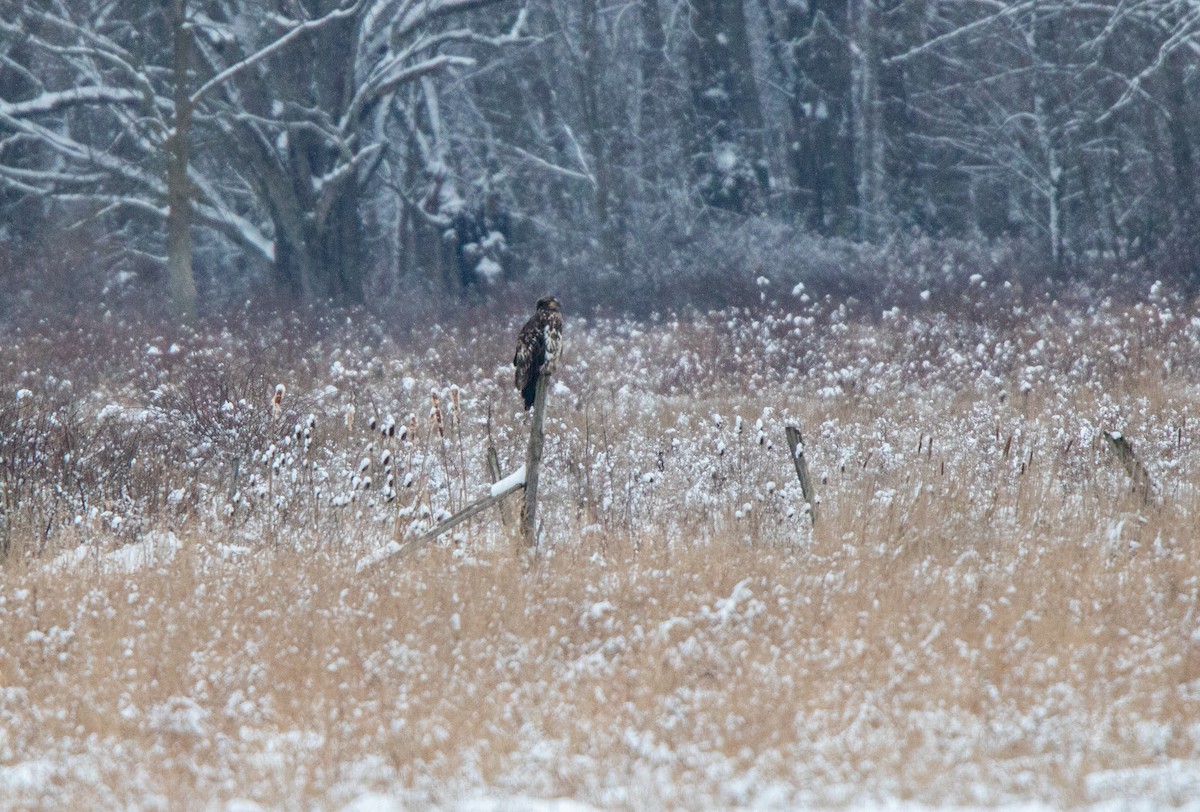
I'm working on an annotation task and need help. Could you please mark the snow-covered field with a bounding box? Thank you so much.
[2,280,1199,809]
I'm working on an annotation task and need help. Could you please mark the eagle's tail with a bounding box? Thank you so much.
[521,373,538,411]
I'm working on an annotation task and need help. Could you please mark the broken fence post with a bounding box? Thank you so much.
[1102,430,1154,502]
[785,425,818,525]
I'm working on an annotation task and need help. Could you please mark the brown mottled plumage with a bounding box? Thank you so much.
[513,296,563,410]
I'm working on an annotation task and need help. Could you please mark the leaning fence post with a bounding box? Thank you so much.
[486,445,510,526]
[521,373,551,547]
[785,425,818,525]
[1103,430,1154,503]
[356,468,526,571]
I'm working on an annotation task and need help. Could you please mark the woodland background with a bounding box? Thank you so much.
[3,0,1200,319]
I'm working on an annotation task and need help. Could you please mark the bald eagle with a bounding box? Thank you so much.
[513,296,563,411]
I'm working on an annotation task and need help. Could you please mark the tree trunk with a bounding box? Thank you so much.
[685,0,770,213]
[638,0,668,130]
[579,0,626,274]
[849,0,886,239]
[1165,51,1196,218]
[763,1,854,232]
[1025,7,1066,264]
[270,198,365,304]
[166,0,197,321]
[256,7,366,304]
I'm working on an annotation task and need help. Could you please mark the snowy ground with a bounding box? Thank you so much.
[2,279,1200,809]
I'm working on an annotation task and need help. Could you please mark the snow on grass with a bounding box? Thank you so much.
[1,287,1200,808]
[46,531,181,574]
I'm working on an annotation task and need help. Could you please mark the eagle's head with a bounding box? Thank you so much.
[536,296,561,313]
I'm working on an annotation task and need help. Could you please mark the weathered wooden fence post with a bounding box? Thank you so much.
[1103,430,1154,503]
[521,373,551,547]
[485,445,510,526]
[785,426,818,525]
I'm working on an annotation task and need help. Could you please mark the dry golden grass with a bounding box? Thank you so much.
[1,295,1199,809]
[1,512,1196,808]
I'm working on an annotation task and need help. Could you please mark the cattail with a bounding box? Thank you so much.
[405,414,416,441]
[345,404,356,431]
[449,386,461,428]
[381,414,396,437]
[272,384,286,416]
[430,392,444,438]
[302,414,315,449]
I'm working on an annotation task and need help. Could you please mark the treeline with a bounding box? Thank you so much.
[1,1,1198,316]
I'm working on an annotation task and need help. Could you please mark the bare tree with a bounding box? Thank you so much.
[0,0,524,306]
[167,0,198,319]
[0,0,276,310]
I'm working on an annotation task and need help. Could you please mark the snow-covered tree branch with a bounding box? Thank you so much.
[0,0,524,305]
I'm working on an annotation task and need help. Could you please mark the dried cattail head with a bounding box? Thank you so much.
[449,387,461,426]
[430,392,445,438]
[272,384,286,416]
[381,414,396,437]
[345,404,356,432]
[404,414,416,441]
